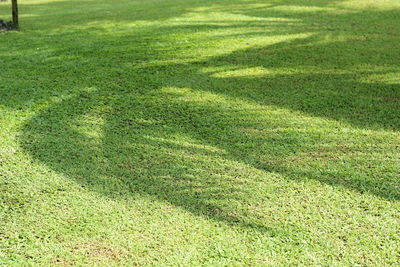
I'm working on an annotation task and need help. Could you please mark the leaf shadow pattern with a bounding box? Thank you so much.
[4,0,400,234]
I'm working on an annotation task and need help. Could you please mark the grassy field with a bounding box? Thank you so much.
[0,0,399,265]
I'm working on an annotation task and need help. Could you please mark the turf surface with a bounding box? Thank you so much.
[0,0,399,265]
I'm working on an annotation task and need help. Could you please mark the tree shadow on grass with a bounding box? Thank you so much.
[1,0,399,234]
[22,86,290,234]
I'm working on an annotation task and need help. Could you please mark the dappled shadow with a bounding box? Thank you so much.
[1,0,399,233]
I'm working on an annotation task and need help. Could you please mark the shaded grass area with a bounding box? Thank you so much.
[0,0,399,265]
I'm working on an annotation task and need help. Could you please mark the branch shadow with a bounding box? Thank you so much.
[1,0,399,235]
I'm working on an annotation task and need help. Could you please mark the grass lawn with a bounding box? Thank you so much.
[0,0,399,265]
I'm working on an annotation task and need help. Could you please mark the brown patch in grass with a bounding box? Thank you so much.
[70,241,124,263]
[52,257,72,267]
[241,128,271,137]
[382,97,400,102]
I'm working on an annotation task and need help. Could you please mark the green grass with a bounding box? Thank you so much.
[0,0,399,265]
